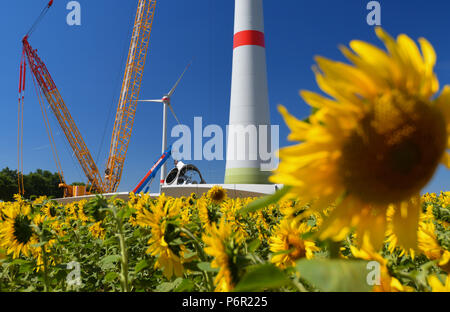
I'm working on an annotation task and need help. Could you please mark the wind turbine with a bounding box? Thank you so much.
[138,62,191,191]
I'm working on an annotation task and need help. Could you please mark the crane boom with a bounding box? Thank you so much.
[22,37,105,193]
[19,0,157,196]
[105,0,157,192]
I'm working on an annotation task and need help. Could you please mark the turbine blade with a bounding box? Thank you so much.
[168,103,181,125]
[168,61,192,97]
[138,99,163,103]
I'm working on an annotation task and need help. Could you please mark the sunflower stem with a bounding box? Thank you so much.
[179,227,214,291]
[291,278,308,292]
[41,246,50,292]
[111,205,130,292]
[179,227,207,261]
[117,218,130,292]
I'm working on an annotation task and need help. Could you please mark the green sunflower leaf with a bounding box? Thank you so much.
[197,262,219,273]
[104,271,119,283]
[156,277,183,292]
[234,263,290,292]
[134,259,149,274]
[99,255,121,270]
[296,259,372,292]
[239,186,292,215]
[247,238,261,253]
[174,279,195,292]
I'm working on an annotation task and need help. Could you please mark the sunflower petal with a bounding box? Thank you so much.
[391,195,421,251]
[277,105,310,139]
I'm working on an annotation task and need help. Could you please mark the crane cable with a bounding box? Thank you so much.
[17,0,54,195]
[17,51,26,195]
[26,0,54,38]
[30,67,66,187]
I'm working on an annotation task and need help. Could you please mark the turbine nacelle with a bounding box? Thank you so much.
[137,61,192,125]
[162,96,170,104]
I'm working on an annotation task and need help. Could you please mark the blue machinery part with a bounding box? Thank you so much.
[133,146,172,193]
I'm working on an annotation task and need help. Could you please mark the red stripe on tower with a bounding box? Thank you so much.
[233,30,265,49]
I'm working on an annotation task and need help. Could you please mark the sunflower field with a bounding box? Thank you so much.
[0,187,448,292]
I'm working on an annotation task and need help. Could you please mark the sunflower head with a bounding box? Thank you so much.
[144,197,186,279]
[269,217,319,269]
[271,27,450,250]
[339,90,446,204]
[202,219,246,292]
[0,203,38,259]
[42,203,59,219]
[89,221,106,240]
[207,186,228,204]
[199,198,222,229]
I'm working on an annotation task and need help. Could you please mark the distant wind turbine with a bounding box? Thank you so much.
[138,62,191,190]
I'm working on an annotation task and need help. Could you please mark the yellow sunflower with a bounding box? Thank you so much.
[202,219,244,292]
[0,203,39,259]
[271,27,449,250]
[32,196,47,206]
[0,202,5,218]
[220,198,248,240]
[89,221,106,239]
[254,206,273,241]
[207,186,228,204]
[269,217,319,269]
[42,202,58,220]
[198,197,222,230]
[128,193,153,226]
[143,197,186,279]
[418,220,445,260]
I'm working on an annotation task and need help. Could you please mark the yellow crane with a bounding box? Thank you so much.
[105,0,157,192]
[20,0,157,196]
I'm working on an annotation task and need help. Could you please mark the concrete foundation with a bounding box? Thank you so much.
[53,184,282,204]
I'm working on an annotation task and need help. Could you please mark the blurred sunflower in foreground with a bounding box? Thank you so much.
[271,27,449,251]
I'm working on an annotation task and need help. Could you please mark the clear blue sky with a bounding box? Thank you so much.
[0,0,448,193]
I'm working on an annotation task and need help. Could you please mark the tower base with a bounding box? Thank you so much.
[224,167,271,184]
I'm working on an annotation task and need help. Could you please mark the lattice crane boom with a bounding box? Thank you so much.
[22,37,105,193]
[105,0,157,192]
[19,0,157,196]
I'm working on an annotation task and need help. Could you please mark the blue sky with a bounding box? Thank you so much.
[0,0,449,193]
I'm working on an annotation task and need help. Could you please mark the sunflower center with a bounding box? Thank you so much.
[287,234,306,259]
[50,207,57,217]
[164,223,182,256]
[13,215,33,245]
[207,207,221,225]
[339,92,447,204]
[210,189,226,203]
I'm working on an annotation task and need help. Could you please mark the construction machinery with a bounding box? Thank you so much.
[133,146,173,194]
[105,0,157,192]
[20,0,157,196]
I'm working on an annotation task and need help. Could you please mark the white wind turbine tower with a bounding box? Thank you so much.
[138,62,191,190]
